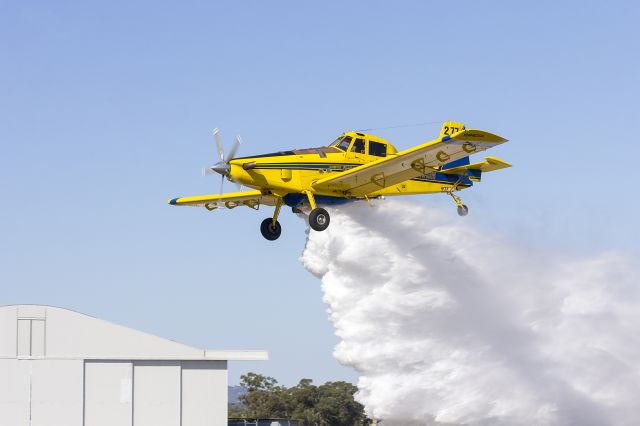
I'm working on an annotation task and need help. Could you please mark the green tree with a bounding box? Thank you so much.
[238,373,288,419]
[288,379,322,424]
[232,374,370,426]
[241,372,279,392]
[316,381,367,426]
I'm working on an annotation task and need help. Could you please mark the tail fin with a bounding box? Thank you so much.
[439,121,466,137]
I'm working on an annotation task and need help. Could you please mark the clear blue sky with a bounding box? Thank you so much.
[1,0,638,386]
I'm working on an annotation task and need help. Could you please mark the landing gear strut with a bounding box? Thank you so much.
[261,192,331,239]
[260,198,283,241]
[304,191,330,231]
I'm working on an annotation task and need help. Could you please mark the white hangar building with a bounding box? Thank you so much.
[0,304,267,426]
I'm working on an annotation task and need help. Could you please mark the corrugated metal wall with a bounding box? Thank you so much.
[0,306,237,426]
[85,361,133,426]
[0,359,228,426]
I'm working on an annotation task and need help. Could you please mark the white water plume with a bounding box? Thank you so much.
[300,200,640,426]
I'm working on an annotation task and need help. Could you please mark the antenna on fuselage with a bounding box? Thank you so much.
[355,120,443,132]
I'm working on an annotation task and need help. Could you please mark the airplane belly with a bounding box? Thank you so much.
[283,193,357,208]
[370,178,470,196]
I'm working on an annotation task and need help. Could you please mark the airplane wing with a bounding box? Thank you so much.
[312,129,508,197]
[168,190,277,211]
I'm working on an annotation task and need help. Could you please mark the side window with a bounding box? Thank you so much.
[369,141,387,157]
[351,138,365,154]
[337,136,352,151]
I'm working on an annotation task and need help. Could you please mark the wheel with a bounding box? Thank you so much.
[260,218,282,240]
[457,204,469,217]
[309,207,330,231]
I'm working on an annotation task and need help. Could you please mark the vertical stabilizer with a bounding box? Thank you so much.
[439,121,466,137]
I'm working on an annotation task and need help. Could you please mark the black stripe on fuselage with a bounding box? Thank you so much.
[247,163,471,186]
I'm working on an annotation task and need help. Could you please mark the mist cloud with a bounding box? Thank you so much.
[300,200,640,425]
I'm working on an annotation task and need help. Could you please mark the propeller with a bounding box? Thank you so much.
[203,128,243,194]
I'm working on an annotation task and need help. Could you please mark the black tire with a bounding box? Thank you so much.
[309,208,330,231]
[260,218,282,240]
[457,204,469,217]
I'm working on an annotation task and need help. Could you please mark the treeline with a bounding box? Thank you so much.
[230,373,371,426]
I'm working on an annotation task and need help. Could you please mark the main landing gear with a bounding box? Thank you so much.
[304,190,330,231]
[309,207,330,231]
[260,198,283,241]
[260,218,282,240]
[260,192,331,241]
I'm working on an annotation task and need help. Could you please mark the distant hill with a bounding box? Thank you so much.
[228,385,246,404]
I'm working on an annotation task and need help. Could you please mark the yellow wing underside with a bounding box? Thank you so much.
[168,190,277,210]
[312,129,508,196]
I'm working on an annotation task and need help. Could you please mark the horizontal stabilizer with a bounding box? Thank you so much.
[441,156,511,175]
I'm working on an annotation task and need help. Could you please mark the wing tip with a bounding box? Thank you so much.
[168,198,179,205]
[455,129,509,143]
[486,156,512,168]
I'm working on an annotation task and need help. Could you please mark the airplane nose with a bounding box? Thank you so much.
[211,161,230,176]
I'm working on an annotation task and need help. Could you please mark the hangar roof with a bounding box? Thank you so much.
[0,304,267,361]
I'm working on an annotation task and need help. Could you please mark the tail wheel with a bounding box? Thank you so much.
[457,204,469,216]
[260,218,282,241]
[309,208,330,231]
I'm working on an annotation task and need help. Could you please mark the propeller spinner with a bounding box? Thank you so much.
[203,128,243,193]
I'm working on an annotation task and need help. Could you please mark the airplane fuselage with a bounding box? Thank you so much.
[228,131,473,203]
[169,122,509,240]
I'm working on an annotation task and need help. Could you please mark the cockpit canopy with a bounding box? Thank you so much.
[329,132,397,157]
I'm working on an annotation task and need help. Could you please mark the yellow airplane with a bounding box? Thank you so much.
[169,121,510,240]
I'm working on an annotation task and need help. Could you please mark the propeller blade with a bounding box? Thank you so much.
[219,174,225,195]
[227,174,242,192]
[227,136,242,161]
[213,128,224,162]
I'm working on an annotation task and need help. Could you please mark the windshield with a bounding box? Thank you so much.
[333,136,352,151]
[330,137,344,146]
